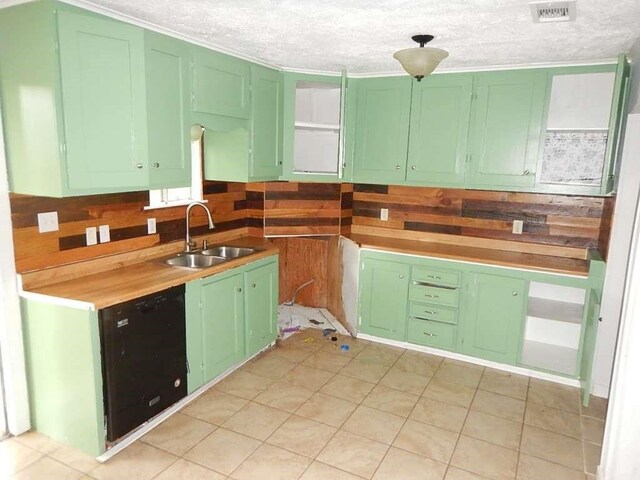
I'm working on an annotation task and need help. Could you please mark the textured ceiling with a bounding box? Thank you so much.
[77,0,640,74]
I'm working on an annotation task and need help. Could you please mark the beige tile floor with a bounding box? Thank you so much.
[3,329,608,479]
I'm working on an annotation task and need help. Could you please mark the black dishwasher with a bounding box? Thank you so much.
[99,285,187,442]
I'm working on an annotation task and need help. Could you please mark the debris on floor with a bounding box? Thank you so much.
[277,303,349,339]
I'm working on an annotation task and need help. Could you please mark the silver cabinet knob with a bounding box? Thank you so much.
[136,163,143,169]
[251,283,257,288]
[236,287,242,293]
[411,166,416,170]
[396,165,401,170]
[277,160,283,165]
[152,162,160,168]
[512,291,518,296]
[399,275,404,279]
[524,170,531,175]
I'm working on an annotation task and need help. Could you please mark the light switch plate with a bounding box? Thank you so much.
[147,218,156,234]
[86,227,98,246]
[37,211,59,233]
[513,220,524,234]
[99,225,110,243]
[380,208,389,221]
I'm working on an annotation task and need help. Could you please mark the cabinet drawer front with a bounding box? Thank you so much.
[409,303,457,325]
[408,319,456,350]
[412,267,460,287]
[409,285,459,306]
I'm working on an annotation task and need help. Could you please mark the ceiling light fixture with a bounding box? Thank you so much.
[393,34,448,81]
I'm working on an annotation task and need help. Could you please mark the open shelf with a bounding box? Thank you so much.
[527,297,583,324]
[294,121,340,131]
[520,340,578,376]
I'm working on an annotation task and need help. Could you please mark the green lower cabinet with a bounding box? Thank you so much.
[408,317,457,350]
[201,272,246,383]
[359,258,410,341]
[245,261,278,357]
[462,272,526,364]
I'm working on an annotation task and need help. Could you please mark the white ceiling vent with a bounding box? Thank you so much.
[529,1,577,23]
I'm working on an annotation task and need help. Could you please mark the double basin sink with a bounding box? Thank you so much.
[160,246,257,269]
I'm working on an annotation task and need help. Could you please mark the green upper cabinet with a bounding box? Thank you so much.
[201,272,246,383]
[359,257,410,341]
[0,2,194,197]
[250,65,283,179]
[352,77,412,184]
[462,272,526,364]
[57,10,149,192]
[191,46,251,121]
[145,31,192,188]
[407,74,472,186]
[467,70,547,189]
[245,260,278,357]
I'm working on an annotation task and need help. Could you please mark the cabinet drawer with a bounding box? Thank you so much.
[408,318,456,350]
[409,284,459,306]
[409,303,457,325]
[412,267,460,287]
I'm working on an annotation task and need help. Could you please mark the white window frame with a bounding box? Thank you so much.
[145,137,205,210]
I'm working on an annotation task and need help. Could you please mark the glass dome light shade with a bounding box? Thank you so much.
[393,47,449,78]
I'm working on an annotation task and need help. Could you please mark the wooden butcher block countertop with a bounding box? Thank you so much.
[348,234,591,277]
[22,236,278,310]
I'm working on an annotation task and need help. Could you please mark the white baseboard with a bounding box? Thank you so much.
[357,333,581,388]
[591,383,610,399]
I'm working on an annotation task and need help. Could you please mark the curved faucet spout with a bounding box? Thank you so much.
[185,202,215,252]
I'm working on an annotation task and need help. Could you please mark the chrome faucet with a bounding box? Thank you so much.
[185,202,215,252]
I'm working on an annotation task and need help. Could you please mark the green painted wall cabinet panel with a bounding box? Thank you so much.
[359,258,410,341]
[191,47,251,121]
[145,31,192,188]
[407,74,472,186]
[250,65,283,179]
[467,70,547,189]
[353,77,412,184]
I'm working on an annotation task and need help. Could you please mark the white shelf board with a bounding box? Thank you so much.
[294,121,340,131]
[520,340,578,376]
[527,297,583,324]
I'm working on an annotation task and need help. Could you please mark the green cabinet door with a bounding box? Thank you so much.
[201,273,246,383]
[462,273,526,364]
[353,77,412,184]
[245,261,278,357]
[250,65,282,179]
[57,10,148,191]
[407,74,472,186]
[467,70,547,189]
[192,47,251,120]
[359,258,410,341]
[579,288,601,405]
[145,32,191,188]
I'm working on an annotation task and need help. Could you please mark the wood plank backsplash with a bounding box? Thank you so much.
[352,184,614,258]
[10,181,249,273]
[9,180,614,273]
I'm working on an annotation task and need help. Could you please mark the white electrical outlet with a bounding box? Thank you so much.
[513,220,524,234]
[37,211,59,233]
[380,208,389,221]
[99,225,110,243]
[86,227,98,246]
[147,218,157,234]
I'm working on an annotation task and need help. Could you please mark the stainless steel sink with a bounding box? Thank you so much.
[201,246,256,259]
[161,253,227,269]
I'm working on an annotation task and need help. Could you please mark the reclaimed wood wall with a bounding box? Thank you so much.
[351,184,613,258]
[10,181,248,272]
[9,180,614,273]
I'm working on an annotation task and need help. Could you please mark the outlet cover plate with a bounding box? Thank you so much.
[37,211,59,233]
[86,227,98,246]
[380,208,389,221]
[147,218,156,234]
[513,220,524,234]
[99,225,110,243]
